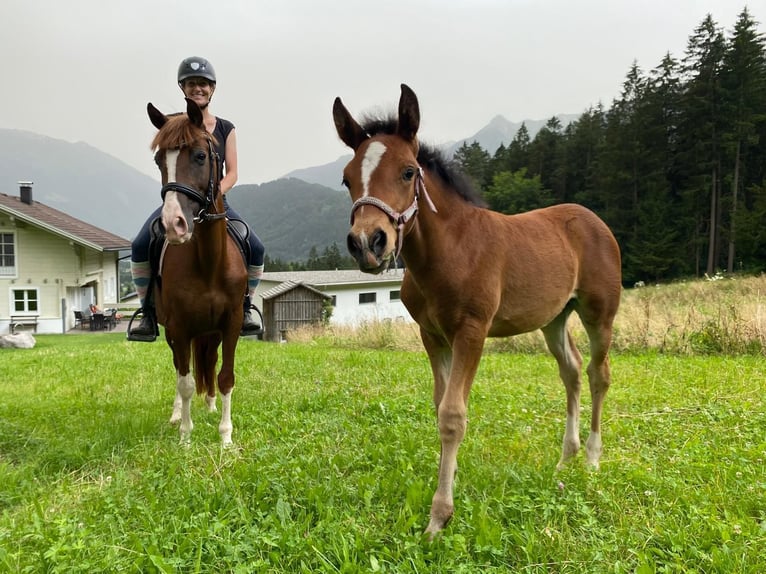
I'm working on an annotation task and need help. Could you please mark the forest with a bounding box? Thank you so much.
[451,8,765,284]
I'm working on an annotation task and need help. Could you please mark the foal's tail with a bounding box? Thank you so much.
[192,335,219,397]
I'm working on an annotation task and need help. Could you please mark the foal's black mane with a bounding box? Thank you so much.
[361,115,487,208]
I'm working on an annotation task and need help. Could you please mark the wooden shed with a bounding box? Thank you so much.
[261,280,332,342]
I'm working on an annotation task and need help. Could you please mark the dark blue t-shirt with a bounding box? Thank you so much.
[212,117,234,167]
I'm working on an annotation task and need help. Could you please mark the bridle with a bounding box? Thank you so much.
[159,136,226,223]
[349,167,438,260]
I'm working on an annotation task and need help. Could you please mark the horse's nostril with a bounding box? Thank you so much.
[371,230,387,255]
[347,233,361,257]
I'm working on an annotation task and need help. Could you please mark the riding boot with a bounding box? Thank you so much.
[241,295,262,336]
[127,305,158,342]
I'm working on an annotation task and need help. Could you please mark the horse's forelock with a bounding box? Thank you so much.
[151,114,214,151]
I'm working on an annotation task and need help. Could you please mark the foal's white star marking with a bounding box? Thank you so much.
[361,141,386,198]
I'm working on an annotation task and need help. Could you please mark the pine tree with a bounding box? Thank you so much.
[721,7,766,271]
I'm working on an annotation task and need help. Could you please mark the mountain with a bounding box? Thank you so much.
[284,113,580,187]
[283,155,351,191]
[226,178,351,262]
[0,129,159,240]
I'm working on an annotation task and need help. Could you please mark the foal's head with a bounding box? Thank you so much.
[333,84,426,273]
[148,98,220,244]
[334,84,483,273]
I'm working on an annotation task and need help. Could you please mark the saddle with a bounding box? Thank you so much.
[148,216,251,285]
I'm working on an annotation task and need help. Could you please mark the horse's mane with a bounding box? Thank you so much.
[151,113,218,150]
[360,114,487,207]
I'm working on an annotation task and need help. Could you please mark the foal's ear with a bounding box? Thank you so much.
[185,98,204,128]
[333,97,368,150]
[397,84,420,143]
[147,103,167,130]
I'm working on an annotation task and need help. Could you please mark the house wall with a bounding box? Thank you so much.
[257,277,413,327]
[327,283,411,325]
[0,215,121,334]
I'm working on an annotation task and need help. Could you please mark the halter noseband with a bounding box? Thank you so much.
[160,137,226,223]
[349,167,438,259]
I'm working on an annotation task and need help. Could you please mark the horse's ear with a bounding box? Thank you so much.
[397,84,420,143]
[185,98,204,128]
[147,103,167,130]
[333,97,368,150]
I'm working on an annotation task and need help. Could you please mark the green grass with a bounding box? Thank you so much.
[0,334,765,572]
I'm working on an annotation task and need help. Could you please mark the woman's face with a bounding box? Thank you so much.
[182,77,215,108]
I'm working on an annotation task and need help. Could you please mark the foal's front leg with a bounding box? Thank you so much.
[423,332,484,539]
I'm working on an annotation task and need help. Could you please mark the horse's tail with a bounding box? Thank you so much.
[192,335,219,397]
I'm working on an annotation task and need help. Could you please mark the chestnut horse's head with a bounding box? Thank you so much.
[333,84,436,274]
[147,98,222,245]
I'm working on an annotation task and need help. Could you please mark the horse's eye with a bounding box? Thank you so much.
[403,167,416,181]
[341,178,350,189]
[194,150,206,164]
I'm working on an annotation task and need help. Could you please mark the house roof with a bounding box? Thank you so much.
[261,280,332,301]
[0,192,131,251]
[261,268,405,287]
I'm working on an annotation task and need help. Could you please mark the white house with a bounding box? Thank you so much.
[0,183,131,334]
[257,268,412,326]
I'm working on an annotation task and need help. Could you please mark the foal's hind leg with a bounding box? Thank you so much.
[580,320,614,468]
[542,313,583,470]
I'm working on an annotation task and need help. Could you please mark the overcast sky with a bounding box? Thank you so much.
[2,0,759,186]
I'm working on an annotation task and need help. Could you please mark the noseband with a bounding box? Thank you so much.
[349,167,438,259]
[160,137,226,223]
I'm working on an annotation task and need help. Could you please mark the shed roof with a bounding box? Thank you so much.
[261,268,405,287]
[261,280,332,301]
[0,192,131,251]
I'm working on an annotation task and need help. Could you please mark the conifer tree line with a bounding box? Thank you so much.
[452,8,766,285]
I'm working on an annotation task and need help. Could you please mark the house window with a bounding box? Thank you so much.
[0,233,15,276]
[389,290,401,301]
[12,288,39,314]
[359,292,376,304]
[330,295,337,306]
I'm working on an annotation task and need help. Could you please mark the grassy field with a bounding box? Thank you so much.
[1,275,765,572]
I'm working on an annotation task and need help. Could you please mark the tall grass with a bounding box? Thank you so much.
[292,273,766,356]
[0,274,764,572]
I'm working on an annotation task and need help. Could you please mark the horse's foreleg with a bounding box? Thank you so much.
[424,333,483,540]
[217,336,238,447]
[175,370,195,444]
[543,319,583,470]
[169,390,182,424]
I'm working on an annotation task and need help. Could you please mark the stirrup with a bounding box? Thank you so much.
[126,308,158,342]
[241,304,264,337]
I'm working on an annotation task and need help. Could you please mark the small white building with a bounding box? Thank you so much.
[257,268,412,326]
[0,183,131,334]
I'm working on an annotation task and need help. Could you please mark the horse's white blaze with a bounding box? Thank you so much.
[161,150,184,231]
[361,141,386,197]
[166,149,179,182]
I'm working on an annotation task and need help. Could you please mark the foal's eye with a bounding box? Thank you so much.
[403,167,416,181]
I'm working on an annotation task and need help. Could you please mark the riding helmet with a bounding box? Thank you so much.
[177,56,217,84]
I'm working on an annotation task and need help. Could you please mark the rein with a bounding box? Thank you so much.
[160,137,226,223]
[349,167,437,259]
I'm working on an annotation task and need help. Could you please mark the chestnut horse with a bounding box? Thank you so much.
[147,98,247,446]
[333,85,622,538]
